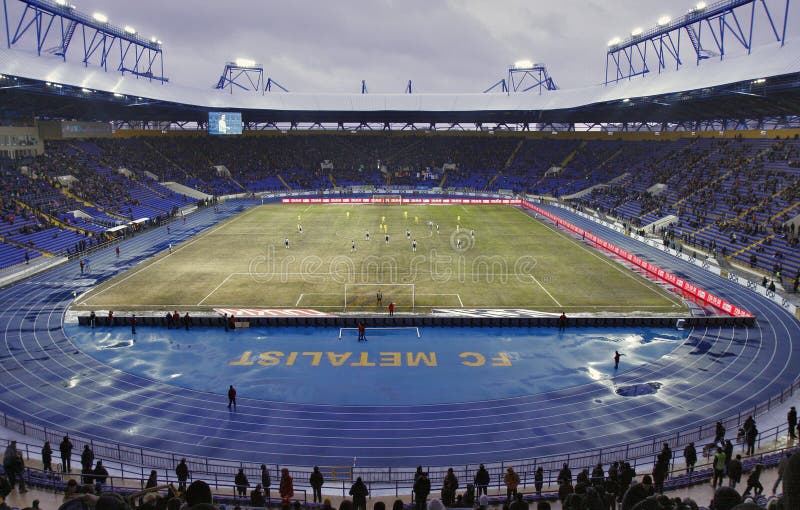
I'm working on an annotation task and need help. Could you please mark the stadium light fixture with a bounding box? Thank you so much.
[607,36,622,46]
[55,0,67,5]
[124,26,136,35]
[156,40,162,45]
[513,59,534,69]
[114,92,124,98]
[235,58,257,68]
[752,78,766,84]
[92,12,108,23]
[631,27,643,36]
[81,88,91,93]
[622,98,630,102]
[657,16,671,26]
[696,2,707,10]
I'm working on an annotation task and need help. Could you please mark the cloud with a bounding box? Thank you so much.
[45,0,713,92]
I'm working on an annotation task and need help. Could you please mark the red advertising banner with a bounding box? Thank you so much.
[520,202,754,318]
[281,197,523,205]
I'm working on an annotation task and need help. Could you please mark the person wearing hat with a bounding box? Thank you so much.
[250,484,266,507]
[235,468,249,498]
[279,468,293,504]
[683,442,697,474]
[442,468,458,507]
[349,476,369,510]
[504,467,521,501]
[93,461,109,494]
[474,464,490,496]
[310,466,324,503]
[59,435,73,473]
[742,463,764,497]
[175,458,189,493]
[2,442,18,491]
[413,472,431,510]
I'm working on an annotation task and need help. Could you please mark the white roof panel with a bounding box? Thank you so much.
[0,37,797,113]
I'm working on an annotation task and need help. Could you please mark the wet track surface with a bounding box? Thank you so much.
[1,200,797,467]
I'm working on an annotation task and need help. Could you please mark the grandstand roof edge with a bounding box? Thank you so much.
[0,36,797,114]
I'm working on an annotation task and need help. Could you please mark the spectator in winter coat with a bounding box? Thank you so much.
[349,476,369,510]
[727,455,743,490]
[279,468,293,503]
[504,467,520,501]
[474,464,490,496]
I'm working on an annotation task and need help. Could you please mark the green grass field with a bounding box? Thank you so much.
[75,204,687,314]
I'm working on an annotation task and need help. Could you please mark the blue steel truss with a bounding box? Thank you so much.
[216,62,263,94]
[605,0,791,85]
[484,63,558,94]
[2,0,166,82]
[215,63,288,94]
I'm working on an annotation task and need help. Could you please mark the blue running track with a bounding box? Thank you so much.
[0,200,797,467]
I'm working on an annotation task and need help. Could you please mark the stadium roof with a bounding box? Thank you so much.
[0,36,798,125]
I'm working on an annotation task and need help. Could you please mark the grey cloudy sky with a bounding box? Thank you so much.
[44,1,713,92]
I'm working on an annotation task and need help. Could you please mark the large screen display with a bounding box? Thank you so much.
[208,112,242,135]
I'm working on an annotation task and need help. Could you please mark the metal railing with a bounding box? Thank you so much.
[2,375,798,496]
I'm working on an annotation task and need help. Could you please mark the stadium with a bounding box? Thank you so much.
[0,0,799,509]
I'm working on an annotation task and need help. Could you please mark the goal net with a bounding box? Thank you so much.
[344,283,415,311]
[371,194,403,204]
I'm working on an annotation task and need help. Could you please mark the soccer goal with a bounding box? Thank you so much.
[344,283,415,310]
[371,194,403,204]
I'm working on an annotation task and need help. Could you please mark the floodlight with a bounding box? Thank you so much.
[607,37,622,46]
[81,88,91,93]
[114,92,124,98]
[622,98,630,102]
[124,26,136,35]
[752,78,766,84]
[150,36,158,43]
[696,1,707,9]
[235,58,256,67]
[55,0,67,5]
[631,27,643,36]
[92,12,108,23]
[657,16,671,26]
[513,59,534,69]
[156,40,162,45]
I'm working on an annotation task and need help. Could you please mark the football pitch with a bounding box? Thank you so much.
[76,204,687,314]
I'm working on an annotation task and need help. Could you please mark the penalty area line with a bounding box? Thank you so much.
[529,275,562,308]
[197,273,236,306]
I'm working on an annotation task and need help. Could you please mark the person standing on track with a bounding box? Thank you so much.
[228,385,237,410]
[388,302,395,316]
[614,350,623,370]
[358,322,366,342]
[59,435,72,473]
[376,290,382,306]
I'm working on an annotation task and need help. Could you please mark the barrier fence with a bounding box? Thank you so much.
[2,375,798,497]
[4,191,798,496]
